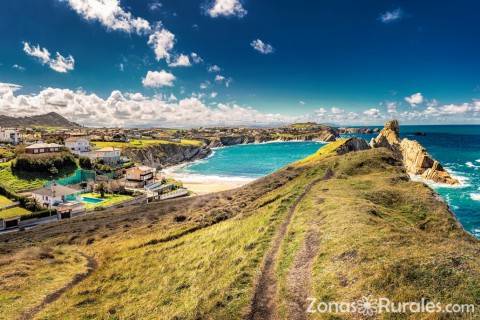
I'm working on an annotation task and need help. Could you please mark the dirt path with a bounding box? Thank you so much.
[286,228,320,320]
[247,178,322,320]
[19,253,98,320]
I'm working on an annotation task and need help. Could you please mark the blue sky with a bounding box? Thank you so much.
[0,0,479,127]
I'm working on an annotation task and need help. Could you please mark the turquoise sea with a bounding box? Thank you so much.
[174,126,480,238]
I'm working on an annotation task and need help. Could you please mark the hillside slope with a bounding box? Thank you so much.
[0,112,80,128]
[0,141,479,319]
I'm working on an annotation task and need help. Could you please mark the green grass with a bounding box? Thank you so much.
[2,145,480,319]
[0,207,31,220]
[0,168,45,193]
[80,193,133,210]
[0,247,88,320]
[0,195,13,208]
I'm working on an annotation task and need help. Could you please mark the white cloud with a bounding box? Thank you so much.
[215,75,226,82]
[63,0,151,34]
[379,8,403,23]
[299,101,306,105]
[142,70,176,88]
[190,52,203,64]
[208,64,221,73]
[23,42,75,73]
[119,63,124,72]
[12,64,25,71]
[250,39,274,54]
[148,28,175,61]
[0,83,22,95]
[206,0,247,18]
[210,92,218,98]
[363,108,381,118]
[330,107,344,114]
[149,1,162,11]
[0,85,293,127]
[405,92,424,107]
[168,54,191,67]
[200,81,210,90]
[386,102,397,113]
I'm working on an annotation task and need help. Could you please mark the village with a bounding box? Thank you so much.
[0,120,360,232]
[0,125,196,231]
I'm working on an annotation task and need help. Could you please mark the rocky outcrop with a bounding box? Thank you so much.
[336,138,371,155]
[123,144,211,169]
[370,120,459,185]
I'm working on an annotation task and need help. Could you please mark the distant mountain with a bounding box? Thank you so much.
[0,112,80,128]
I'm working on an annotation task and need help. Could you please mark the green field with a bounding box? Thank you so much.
[80,193,134,210]
[0,207,31,220]
[0,195,13,208]
[0,168,45,193]
[1,142,480,319]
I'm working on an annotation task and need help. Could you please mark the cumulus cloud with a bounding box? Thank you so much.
[190,52,203,64]
[23,42,75,73]
[379,8,403,23]
[168,54,191,67]
[363,108,381,118]
[62,0,151,34]
[0,84,292,127]
[250,39,274,54]
[206,0,247,18]
[142,70,176,88]
[208,64,221,73]
[405,92,424,107]
[148,28,175,61]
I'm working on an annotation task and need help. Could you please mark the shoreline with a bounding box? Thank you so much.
[162,140,327,195]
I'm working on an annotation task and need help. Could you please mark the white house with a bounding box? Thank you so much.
[89,147,121,165]
[65,136,91,155]
[31,184,79,208]
[0,128,21,145]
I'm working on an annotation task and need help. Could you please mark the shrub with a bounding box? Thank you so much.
[79,157,93,169]
[12,152,76,173]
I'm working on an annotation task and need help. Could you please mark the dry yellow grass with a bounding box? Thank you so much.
[0,143,479,319]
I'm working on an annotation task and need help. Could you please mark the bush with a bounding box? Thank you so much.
[79,157,93,169]
[12,152,76,173]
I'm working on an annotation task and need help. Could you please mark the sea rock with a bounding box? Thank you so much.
[369,120,401,149]
[370,120,459,185]
[336,138,371,155]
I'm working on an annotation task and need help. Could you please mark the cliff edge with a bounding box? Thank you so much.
[370,120,459,185]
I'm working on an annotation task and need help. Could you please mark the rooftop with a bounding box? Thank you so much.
[32,184,78,197]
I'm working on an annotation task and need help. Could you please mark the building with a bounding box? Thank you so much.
[56,201,86,219]
[125,165,156,188]
[0,128,21,145]
[31,184,79,208]
[65,136,91,155]
[25,143,63,154]
[89,147,121,165]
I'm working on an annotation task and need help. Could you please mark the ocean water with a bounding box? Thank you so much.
[174,126,480,238]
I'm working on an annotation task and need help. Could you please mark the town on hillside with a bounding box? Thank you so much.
[0,115,380,232]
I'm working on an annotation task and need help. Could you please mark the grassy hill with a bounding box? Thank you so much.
[1,141,479,319]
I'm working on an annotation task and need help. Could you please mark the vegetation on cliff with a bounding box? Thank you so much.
[0,141,479,319]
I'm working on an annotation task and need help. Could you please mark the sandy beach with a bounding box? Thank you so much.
[181,180,249,195]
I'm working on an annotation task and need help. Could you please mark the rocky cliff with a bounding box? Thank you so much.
[370,120,459,185]
[122,143,211,169]
[207,129,337,148]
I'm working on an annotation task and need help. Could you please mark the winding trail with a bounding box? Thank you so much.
[286,229,320,320]
[247,178,322,320]
[19,253,97,320]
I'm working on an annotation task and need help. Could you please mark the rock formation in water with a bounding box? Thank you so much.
[370,120,459,185]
